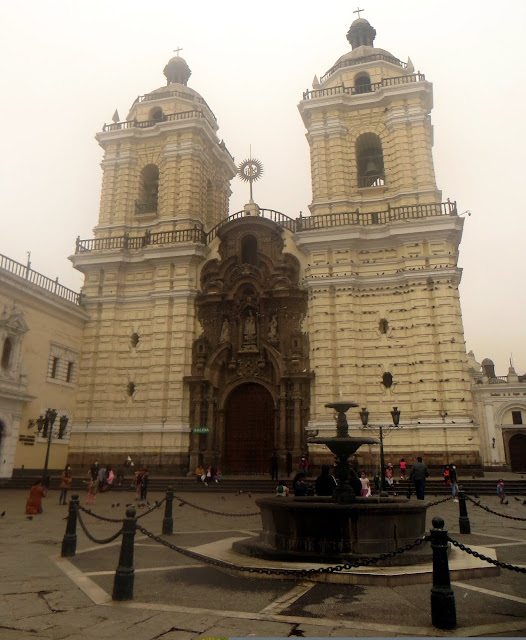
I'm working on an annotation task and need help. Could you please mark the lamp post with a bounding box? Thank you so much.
[42,408,58,482]
[359,406,401,495]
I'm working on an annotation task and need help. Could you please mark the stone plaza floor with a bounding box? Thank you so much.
[0,486,525,639]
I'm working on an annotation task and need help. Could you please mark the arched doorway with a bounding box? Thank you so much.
[224,383,274,473]
[509,433,526,472]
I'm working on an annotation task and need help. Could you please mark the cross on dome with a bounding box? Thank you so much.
[353,7,364,19]
[173,46,183,57]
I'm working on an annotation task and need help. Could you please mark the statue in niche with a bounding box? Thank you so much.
[243,310,257,346]
[268,314,278,341]
[219,318,230,343]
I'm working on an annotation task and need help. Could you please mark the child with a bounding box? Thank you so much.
[360,471,371,497]
[443,465,450,485]
[276,481,289,497]
[497,479,508,505]
[400,458,406,480]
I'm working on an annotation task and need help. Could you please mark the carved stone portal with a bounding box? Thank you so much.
[186,217,312,473]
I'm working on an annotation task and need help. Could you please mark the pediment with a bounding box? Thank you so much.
[0,307,29,335]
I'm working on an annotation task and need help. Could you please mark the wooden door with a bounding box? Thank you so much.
[509,433,526,472]
[224,383,274,473]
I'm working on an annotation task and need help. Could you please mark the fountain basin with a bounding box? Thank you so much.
[233,496,431,566]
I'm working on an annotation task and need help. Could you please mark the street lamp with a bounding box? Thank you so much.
[359,406,401,496]
[42,408,58,483]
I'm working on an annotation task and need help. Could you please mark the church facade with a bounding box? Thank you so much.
[65,16,481,475]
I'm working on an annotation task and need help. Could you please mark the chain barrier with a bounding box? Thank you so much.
[173,494,260,517]
[77,509,123,545]
[465,495,526,522]
[447,536,526,574]
[137,523,427,576]
[136,497,166,520]
[427,496,453,507]
[77,504,123,523]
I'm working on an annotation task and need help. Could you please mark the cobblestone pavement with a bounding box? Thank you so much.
[0,487,525,639]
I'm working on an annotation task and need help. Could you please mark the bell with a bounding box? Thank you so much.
[364,159,378,176]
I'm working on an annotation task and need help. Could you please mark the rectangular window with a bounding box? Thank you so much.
[50,357,59,379]
[512,411,523,425]
[66,361,74,383]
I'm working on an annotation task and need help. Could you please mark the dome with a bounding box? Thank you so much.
[346,17,376,49]
[481,358,495,366]
[163,56,191,86]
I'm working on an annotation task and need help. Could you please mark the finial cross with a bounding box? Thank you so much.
[173,46,183,57]
[353,7,364,18]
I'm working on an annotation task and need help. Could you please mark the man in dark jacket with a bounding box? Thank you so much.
[409,456,429,500]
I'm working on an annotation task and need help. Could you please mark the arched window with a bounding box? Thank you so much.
[382,372,393,388]
[356,133,385,188]
[1,338,12,369]
[241,235,258,265]
[136,164,159,215]
[150,107,164,122]
[355,73,372,94]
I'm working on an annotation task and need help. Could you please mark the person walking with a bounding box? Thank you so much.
[270,451,279,481]
[400,458,407,480]
[497,479,508,505]
[298,454,309,475]
[25,479,47,514]
[450,464,459,502]
[86,468,98,504]
[409,456,429,500]
[140,468,149,500]
[59,464,72,505]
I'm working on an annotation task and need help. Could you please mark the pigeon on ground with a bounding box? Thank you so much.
[474,494,479,499]
[126,503,132,507]
[472,475,476,480]
[504,500,509,505]
[221,496,226,500]
[26,516,33,520]
[111,504,115,508]
[1,511,5,517]
[514,497,521,501]
[248,492,252,498]
[522,500,526,505]
[146,501,150,507]
[116,503,120,507]
[154,501,159,507]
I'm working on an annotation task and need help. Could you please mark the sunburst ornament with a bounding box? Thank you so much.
[237,157,264,202]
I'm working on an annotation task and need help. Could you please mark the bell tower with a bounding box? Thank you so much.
[95,55,235,235]
[299,17,441,215]
[69,56,236,472]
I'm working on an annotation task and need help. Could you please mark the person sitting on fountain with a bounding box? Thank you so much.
[275,481,289,496]
[315,464,337,496]
[360,471,371,497]
[293,472,307,496]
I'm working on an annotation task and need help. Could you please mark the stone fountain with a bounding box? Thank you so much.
[233,399,430,566]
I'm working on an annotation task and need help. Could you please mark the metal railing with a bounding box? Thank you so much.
[133,89,217,121]
[0,253,81,305]
[303,72,425,100]
[74,201,457,254]
[320,53,408,84]
[102,109,212,132]
[358,174,386,188]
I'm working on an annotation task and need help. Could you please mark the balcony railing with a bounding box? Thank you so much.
[102,109,213,132]
[358,174,386,188]
[135,200,158,215]
[0,253,81,305]
[320,53,408,84]
[303,72,425,100]
[75,201,457,254]
[75,227,206,253]
[133,89,217,122]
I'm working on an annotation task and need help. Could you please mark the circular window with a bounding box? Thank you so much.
[127,382,136,396]
[131,333,140,347]
[382,372,393,388]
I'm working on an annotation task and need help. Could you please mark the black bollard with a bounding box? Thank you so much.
[61,494,79,557]
[162,486,174,535]
[112,506,136,601]
[430,516,456,630]
[458,488,471,534]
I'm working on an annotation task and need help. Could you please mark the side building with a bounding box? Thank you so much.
[0,253,86,479]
